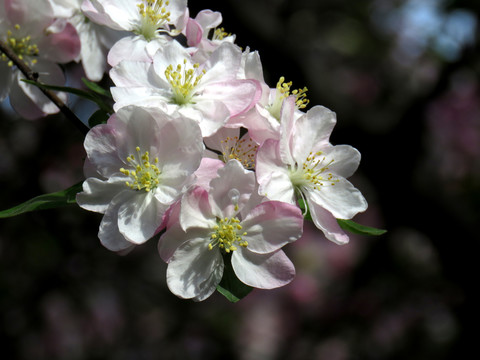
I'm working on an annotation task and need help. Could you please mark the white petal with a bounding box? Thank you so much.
[179,187,216,231]
[98,194,137,252]
[110,56,159,86]
[201,42,241,83]
[166,238,224,300]
[209,160,255,217]
[232,248,295,289]
[258,171,296,204]
[181,99,230,137]
[117,191,167,244]
[84,122,124,178]
[323,145,361,179]
[292,106,337,164]
[256,139,289,186]
[76,176,128,213]
[306,179,368,219]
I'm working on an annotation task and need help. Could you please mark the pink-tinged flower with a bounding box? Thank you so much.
[84,0,188,40]
[76,105,204,252]
[110,41,262,137]
[230,50,309,144]
[158,159,303,301]
[83,0,188,66]
[256,97,368,244]
[49,0,124,81]
[0,0,80,119]
[184,9,237,62]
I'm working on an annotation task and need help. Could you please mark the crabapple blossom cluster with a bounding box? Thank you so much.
[1,0,370,301]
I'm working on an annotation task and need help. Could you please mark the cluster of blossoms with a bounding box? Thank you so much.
[1,0,369,301]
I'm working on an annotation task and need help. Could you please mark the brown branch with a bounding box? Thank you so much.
[0,39,89,135]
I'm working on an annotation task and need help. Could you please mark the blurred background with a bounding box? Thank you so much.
[0,0,478,358]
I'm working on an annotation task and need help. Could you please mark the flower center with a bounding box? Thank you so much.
[289,151,338,190]
[1,25,39,67]
[208,217,248,253]
[119,147,161,192]
[220,135,258,170]
[136,0,171,41]
[165,59,206,105]
[266,77,309,121]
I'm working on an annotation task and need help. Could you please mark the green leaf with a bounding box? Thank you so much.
[216,254,253,302]
[0,182,83,218]
[88,109,109,127]
[82,77,112,98]
[21,79,113,114]
[337,219,387,236]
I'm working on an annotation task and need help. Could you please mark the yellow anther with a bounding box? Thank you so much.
[208,216,248,252]
[2,25,39,67]
[266,76,310,120]
[219,135,258,170]
[136,0,171,41]
[165,59,205,105]
[289,152,339,190]
[212,27,231,41]
[120,146,162,192]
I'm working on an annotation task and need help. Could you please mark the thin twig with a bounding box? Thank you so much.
[0,40,89,136]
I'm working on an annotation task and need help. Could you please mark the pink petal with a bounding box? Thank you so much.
[39,22,81,63]
[84,122,123,178]
[308,201,350,245]
[185,18,203,47]
[202,79,262,118]
[193,158,225,190]
[241,201,303,254]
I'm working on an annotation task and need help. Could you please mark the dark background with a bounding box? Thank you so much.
[1,0,478,359]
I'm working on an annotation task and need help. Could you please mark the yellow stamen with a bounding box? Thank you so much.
[136,0,171,41]
[2,24,39,67]
[289,151,339,190]
[120,147,161,192]
[220,135,258,170]
[208,216,248,253]
[267,76,309,121]
[165,59,206,105]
